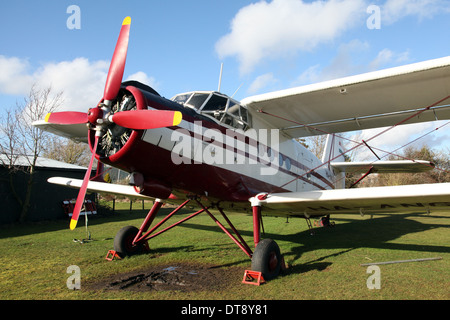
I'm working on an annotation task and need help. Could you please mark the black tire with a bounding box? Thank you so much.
[251,238,282,280]
[113,226,143,257]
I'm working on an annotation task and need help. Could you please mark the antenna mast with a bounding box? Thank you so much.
[217,63,223,92]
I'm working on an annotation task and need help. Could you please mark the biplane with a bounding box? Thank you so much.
[34,17,450,280]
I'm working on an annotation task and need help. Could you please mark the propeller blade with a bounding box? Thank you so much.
[45,112,88,125]
[111,110,182,130]
[103,16,131,102]
[69,135,100,230]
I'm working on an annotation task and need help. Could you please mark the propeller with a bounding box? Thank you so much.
[45,111,87,125]
[69,135,99,230]
[43,16,183,230]
[110,110,182,130]
[103,16,131,104]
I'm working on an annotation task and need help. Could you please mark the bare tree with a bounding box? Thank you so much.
[0,85,63,222]
[370,145,450,187]
[43,136,91,167]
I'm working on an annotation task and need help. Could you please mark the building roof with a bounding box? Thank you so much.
[0,154,87,170]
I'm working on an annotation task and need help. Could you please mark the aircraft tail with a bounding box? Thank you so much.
[322,134,347,164]
[322,134,347,189]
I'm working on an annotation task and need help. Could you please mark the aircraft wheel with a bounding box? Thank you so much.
[114,226,143,257]
[251,239,282,280]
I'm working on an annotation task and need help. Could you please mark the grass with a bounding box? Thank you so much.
[0,200,449,300]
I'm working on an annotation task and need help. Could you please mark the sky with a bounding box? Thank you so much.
[1,0,450,161]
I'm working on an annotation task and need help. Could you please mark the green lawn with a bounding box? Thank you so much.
[0,200,448,300]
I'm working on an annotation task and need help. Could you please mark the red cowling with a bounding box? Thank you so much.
[88,85,146,162]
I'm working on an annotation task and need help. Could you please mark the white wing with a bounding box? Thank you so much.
[242,56,450,138]
[48,177,150,199]
[250,183,450,217]
[32,120,88,142]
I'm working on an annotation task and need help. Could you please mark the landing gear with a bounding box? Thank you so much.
[250,203,284,280]
[251,239,282,280]
[114,226,144,257]
[112,197,285,281]
[314,215,335,228]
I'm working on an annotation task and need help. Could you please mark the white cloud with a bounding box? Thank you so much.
[0,56,158,112]
[0,55,34,95]
[295,43,410,86]
[126,71,160,91]
[216,0,366,74]
[368,48,410,70]
[247,73,278,94]
[36,58,109,111]
[216,0,450,75]
[294,40,368,85]
[382,0,450,25]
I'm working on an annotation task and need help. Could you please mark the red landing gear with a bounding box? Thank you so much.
[250,205,283,280]
[113,197,284,280]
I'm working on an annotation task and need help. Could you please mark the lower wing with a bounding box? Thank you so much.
[48,177,151,199]
[250,183,450,217]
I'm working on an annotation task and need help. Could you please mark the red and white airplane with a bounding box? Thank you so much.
[34,17,450,280]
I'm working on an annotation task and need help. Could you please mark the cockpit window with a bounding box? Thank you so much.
[171,91,252,130]
[172,93,192,104]
[186,93,209,109]
[201,94,228,112]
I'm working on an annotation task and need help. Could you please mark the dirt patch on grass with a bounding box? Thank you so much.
[88,263,244,292]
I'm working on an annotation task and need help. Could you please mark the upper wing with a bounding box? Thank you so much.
[242,56,450,138]
[250,183,450,217]
[32,120,88,142]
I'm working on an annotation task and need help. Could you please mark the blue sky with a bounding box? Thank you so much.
[1,0,450,160]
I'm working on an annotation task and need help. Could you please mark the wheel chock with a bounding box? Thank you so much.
[105,250,121,261]
[242,270,265,286]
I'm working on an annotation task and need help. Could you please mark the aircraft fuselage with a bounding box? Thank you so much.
[90,82,336,207]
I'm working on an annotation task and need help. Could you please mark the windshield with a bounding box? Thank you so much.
[171,92,251,129]
[172,93,192,105]
[186,93,209,109]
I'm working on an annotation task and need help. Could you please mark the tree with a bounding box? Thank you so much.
[376,145,450,186]
[297,135,327,160]
[0,85,63,222]
[43,136,91,167]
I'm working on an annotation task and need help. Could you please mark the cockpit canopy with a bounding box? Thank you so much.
[171,91,251,130]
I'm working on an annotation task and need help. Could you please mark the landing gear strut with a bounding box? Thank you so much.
[113,196,284,281]
[250,203,283,280]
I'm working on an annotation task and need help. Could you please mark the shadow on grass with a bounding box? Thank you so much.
[174,211,450,273]
[2,205,448,277]
[0,207,184,239]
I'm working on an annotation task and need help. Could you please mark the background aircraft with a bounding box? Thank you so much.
[34,17,450,280]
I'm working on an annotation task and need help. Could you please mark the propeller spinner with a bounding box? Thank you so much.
[44,17,182,230]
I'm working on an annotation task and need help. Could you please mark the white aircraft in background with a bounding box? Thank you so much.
[34,17,450,280]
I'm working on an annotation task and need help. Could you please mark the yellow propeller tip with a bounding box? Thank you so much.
[44,113,51,122]
[70,219,78,230]
[173,111,182,126]
[122,16,131,25]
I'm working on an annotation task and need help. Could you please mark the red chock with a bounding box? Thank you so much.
[242,270,265,286]
[105,250,121,261]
